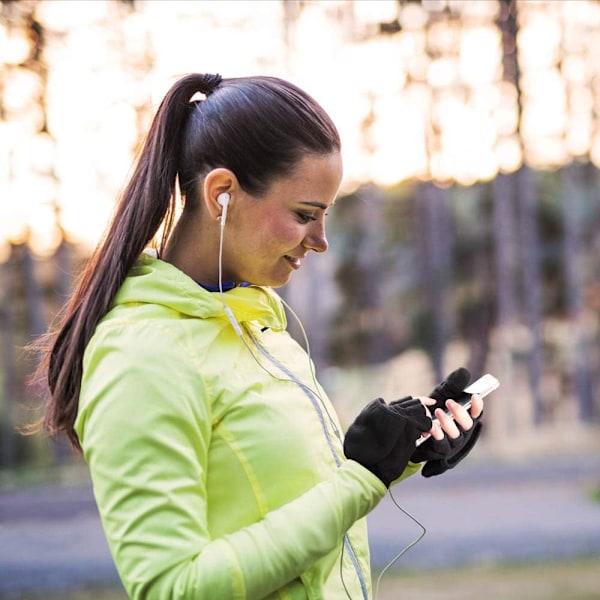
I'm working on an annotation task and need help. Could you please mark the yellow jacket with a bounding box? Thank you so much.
[75,254,416,599]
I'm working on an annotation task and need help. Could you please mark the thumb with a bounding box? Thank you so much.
[430,367,471,403]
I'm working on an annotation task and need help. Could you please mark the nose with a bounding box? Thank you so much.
[303,220,328,254]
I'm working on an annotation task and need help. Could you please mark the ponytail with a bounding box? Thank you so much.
[39,73,223,450]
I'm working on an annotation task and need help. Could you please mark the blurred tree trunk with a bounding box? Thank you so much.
[50,237,74,463]
[561,163,594,420]
[494,0,544,427]
[357,185,388,363]
[455,183,491,380]
[516,165,543,424]
[0,250,18,468]
[491,173,519,437]
[54,233,74,304]
[492,176,519,340]
[21,242,46,338]
[416,181,452,382]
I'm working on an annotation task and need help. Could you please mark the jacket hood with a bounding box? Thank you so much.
[113,253,287,331]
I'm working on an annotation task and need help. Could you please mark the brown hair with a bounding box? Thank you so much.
[36,73,341,450]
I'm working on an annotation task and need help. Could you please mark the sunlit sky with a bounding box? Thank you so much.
[2,0,600,256]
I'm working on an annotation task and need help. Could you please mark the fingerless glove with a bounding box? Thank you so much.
[411,367,483,477]
[428,367,471,412]
[412,415,483,477]
[344,396,432,486]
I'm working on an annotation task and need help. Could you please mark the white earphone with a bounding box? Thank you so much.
[217,192,230,227]
[215,190,242,336]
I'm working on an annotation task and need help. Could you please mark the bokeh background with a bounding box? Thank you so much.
[1,1,600,598]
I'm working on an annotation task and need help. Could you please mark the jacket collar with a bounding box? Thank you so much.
[113,253,287,331]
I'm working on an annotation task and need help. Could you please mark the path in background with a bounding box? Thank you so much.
[374,559,600,600]
[367,453,600,571]
[1,451,599,597]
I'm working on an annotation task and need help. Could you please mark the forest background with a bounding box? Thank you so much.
[1,0,600,477]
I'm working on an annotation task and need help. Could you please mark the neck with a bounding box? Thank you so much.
[163,210,221,284]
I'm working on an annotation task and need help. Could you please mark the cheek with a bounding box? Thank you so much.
[255,217,299,251]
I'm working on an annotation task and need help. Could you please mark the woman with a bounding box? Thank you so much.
[39,73,483,599]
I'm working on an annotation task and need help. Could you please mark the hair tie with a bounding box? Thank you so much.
[201,73,222,96]
[189,73,222,103]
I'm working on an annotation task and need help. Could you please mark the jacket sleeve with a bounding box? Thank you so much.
[76,323,387,600]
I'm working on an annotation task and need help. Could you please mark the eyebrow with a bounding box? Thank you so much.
[299,201,335,210]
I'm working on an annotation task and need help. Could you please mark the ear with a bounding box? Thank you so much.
[202,168,240,221]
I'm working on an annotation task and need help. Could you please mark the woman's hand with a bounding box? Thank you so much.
[424,392,483,442]
[411,368,485,478]
[344,396,432,486]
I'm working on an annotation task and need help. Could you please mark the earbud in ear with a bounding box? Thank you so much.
[217,192,230,207]
[217,192,230,227]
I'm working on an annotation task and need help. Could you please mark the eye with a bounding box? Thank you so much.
[295,212,317,224]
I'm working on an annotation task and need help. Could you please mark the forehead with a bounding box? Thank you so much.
[275,153,343,192]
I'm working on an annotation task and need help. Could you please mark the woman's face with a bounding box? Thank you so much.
[223,152,343,287]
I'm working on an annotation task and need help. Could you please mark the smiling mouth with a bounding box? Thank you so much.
[284,255,302,269]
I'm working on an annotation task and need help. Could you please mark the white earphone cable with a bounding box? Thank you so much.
[218,205,243,338]
[216,222,427,599]
[374,488,427,600]
[278,295,429,600]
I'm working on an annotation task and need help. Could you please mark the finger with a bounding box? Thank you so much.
[469,394,484,419]
[430,418,445,441]
[445,399,474,431]
[430,368,470,402]
[417,396,436,418]
[435,407,461,439]
[418,396,437,406]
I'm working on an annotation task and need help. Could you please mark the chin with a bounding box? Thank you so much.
[250,274,293,288]
[252,280,289,289]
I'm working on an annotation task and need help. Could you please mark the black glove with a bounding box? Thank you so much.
[411,367,483,478]
[344,397,432,487]
[413,417,483,477]
[428,367,471,412]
